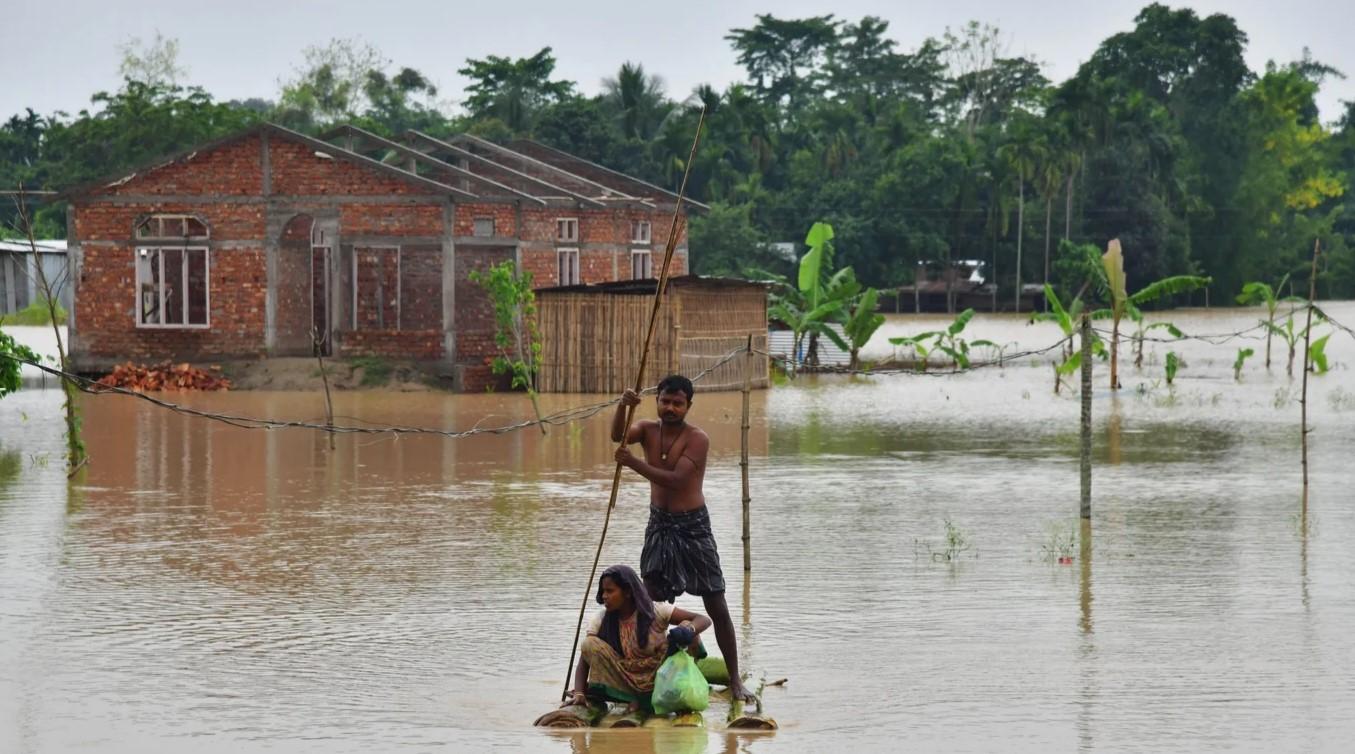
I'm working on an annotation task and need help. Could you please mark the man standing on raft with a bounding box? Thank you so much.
[612,374,757,703]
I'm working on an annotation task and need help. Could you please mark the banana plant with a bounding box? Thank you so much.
[1309,334,1332,374]
[1132,320,1184,368]
[1165,351,1181,385]
[889,308,996,371]
[1262,309,1328,377]
[1093,240,1210,389]
[1233,348,1255,381]
[767,281,846,368]
[820,281,884,370]
[768,221,854,366]
[1236,274,1301,369]
[1031,284,1105,393]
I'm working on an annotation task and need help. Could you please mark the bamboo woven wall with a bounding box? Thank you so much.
[536,280,768,394]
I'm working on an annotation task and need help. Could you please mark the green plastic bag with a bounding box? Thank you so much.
[651,651,710,714]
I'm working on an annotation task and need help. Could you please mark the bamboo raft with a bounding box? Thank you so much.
[533,659,779,731]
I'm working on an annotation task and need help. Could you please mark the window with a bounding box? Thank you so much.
[558,248,580,285]
[631,220,651,244]
[556,217,579,243]
[134,214,210,328]
[137,214,208,240]
[352,247,400,330]
[136,247,209,327]
[631,249,652,280]
[472,217,495,237]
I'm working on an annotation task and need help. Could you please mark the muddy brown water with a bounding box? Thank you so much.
[3,305,1355,752]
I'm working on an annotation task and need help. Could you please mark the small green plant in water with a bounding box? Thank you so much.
[915,518,974,562]
[1040,520,1077,562]
[1165,351,1180,385]
[1273,385,1298,409]
[1328,387,1355,412]
[1232,348,1255,381]
[1308,333,1331,375]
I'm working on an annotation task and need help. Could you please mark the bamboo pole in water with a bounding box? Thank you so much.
[1300,239,1319,508]
[561,107,706,702]
[1080,314,1093,519]
[741,334,753,572]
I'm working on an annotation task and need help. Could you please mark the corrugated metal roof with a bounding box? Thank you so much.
[0,240,67,253]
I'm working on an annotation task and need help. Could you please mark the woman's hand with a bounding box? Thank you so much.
[560,690,588,708]
[683,621,704,656]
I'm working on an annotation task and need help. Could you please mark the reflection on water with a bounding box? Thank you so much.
[2,304,1355,752]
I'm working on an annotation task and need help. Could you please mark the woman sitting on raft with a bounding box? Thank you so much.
[563,564,711,712]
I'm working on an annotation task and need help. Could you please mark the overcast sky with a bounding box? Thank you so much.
[7,0,1354,123]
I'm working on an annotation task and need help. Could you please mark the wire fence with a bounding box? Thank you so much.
[0,345,749,440]
[4,301,1353,438]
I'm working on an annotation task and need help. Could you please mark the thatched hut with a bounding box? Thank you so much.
[535,275,769,394]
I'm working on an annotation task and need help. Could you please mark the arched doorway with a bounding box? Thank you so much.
[276,214,334,356]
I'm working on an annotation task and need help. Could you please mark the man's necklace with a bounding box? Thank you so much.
[660,423,685,462]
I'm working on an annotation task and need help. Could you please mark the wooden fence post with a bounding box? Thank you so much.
[1080,314,1093,520]
[741,334,753,572]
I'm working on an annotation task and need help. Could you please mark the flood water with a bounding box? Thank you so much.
[3,304,1355,753]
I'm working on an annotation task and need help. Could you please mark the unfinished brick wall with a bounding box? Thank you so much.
[454,203,517,237]
[399,246,442,330]
[73,201,268,365]
[337,330,442,360]
[269,140,428,197]
[353,247,400,330]
[99,136,264,197]
[74,203,265,242]
[75,243,267,363]
[275,214,315,355]
[340,203,443,236]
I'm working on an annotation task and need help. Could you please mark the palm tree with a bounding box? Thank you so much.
[1036,138,1071,311]
[603,62,673,141]
[997,122,1044,314]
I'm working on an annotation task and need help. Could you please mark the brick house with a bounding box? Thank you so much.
[62,122,699,390]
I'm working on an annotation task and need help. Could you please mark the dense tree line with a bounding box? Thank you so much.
[4,3,1355,303]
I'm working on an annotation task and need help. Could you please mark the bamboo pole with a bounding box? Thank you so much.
[561,107,706,701]
[312,327,336,451]
[741,333,753,572]
[1079,314,1093,519]
[1301,239,1319,508]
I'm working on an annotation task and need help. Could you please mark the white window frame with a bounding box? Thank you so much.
[135,246,211,329]
[351,246,402,331]
[472,217,496,237]
[556,217,579,243]
[557,247,580,286]
[631,220,652,244]
[631,249,653,280]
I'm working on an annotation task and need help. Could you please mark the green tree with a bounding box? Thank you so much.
[602,62,673,141]
[458,48,574,135]
[726,14,841,118]
[687,202,775,277]
[468,261,545,430]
